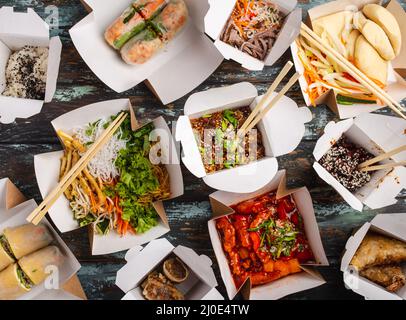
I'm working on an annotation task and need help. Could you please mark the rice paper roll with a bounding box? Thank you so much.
[0,235,15,272]
[19,246,64,285]
[0,263,31,300]
[105,7,146,49]
[150,0,188,43]
[133,0,167,20]
[3,224,53,259]
[121,28,163,65]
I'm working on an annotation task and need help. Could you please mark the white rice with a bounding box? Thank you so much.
[2,45,48,100]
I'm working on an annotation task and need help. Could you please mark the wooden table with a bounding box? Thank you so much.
[1,0,405,300]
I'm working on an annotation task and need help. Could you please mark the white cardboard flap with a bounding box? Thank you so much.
[0,199,81,300]
[184,82,258,116]
[45,37,62,103]
[176,115,206,178]
[204,0,235,41]
[183,0,210,33]
[70,0,221,102]
[35,151,77,233]
[203,158,279,194]
[91,222,170,255]
[0,40,10,92]
[0,97,44,124]
[0,7,49,49]
[208,170,328,299]
[115,238,174,293]
[147,34,223,105]
[254,93,312,157]
[250,268,325,300]
[32,289,83,300]
[173,245,218,288]
[35,99,184,254]
[353,113,406,162]
[341,214,406,300]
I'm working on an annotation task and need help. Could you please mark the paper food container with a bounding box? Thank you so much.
[204,0,301,71]
[116,238,223,300]
[0,6,62,124]
[69,0,223,104]
[0,178,81,300]
[291,0,406,119]
[341,213,406,300]
[208,170,329,300]
[175,82,312,193]
[313,112,406,212]
[34,99,184,255]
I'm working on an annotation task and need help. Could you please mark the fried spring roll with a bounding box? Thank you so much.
[351,233,406,271]
[105,7,146,49]
[150,0,188,42]
[3,224,53,259]
[360,264,406,292]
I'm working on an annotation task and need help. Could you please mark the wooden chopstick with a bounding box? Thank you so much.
[301,23,405,113]
[360,161,406,172]
[358,145,406,169]
[300,23,406,119]
[242,73,300,135]
[27,112,127,225]
[237,61,294,137]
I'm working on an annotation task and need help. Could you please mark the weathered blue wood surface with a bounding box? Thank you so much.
[0,0,405,300]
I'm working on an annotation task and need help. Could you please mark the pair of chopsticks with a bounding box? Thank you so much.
[300,23,406,120]
[27,112,128,225]
[237,61,300,137]
[358,145,406,172]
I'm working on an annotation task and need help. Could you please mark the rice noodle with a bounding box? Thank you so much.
[73,119,128,181]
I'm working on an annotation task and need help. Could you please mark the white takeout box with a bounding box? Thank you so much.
[208,170,329,300]
[175,82,312,193]
[0,178,81,300]
[116,238,223,300]
[204,0,301,71]
[341,213,406,300]
[313,113,406,212]
[290,0,406,119]
[0,6,62,124]
[69,0,223,104]
[34,99,184,255]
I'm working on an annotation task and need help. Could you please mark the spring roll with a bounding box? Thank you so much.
[351,233,406,271]
[360,264,406,292]
[0,235,15,272]
[133,0,167,20]
[3,224,53,259]
[150,0,188,43]
[0,263,32,300]
[19,246,64,285]
[121,28,163,65]
[105,6,146,49]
